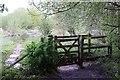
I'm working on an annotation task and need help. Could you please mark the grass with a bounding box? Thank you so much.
[0,32,18,52]
[0,37,14,45]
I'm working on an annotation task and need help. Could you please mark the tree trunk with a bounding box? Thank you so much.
[68,27,76,36]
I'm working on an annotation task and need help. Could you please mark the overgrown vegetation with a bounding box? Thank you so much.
[2,37,58,79]
[21,37,58,75]
[1,1,120,79]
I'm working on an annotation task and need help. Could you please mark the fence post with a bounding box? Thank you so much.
[108,46,112,57]
[78,35,80,66]
[110,46,112,56]
[54,36,57,51]
[54,36,59,65]
[88,33,91,54]
[79,35,84,68]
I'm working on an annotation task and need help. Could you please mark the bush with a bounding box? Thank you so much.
[98,57,119,78]
[23,36,58,75]
[2,66,23,79]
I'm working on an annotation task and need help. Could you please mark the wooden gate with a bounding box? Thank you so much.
[48,34,112,68]
[48,35,84,67]
[55,35,80,66]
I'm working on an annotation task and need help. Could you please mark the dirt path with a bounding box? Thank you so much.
[50,62,112,80]
[5,43,24,67]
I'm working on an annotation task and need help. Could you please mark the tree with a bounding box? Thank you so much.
[33,2,120,48]
[39,16,54,36]
[27,7,43,28]
[2,8,33,36]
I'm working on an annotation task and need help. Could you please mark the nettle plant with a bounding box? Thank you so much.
[24,36,58,75]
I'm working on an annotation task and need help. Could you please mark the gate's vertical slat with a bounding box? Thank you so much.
[54,36,57,51]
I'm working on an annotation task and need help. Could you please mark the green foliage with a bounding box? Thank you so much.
[35,2,120,78]
[2,66,40,79]
[1,2,120,78]
[39,17,54,36]
[98,57,119,78]
[1,50,11,63]
[2,8,32,37]
[28,7,43,27]
[115,72,120,80]
[23,37,58,75]
[2,7,55,37]
[2,67,23,79]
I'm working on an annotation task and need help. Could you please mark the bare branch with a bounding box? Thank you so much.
[109,27,117,34]
[32,1,80,15]
[110,2,120,8]
[104,7,120,11]
[103,23,119,28]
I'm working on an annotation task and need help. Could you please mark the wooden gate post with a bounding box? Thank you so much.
[108,46,112,57]
[54,36,57,53]
[88,33,91,54]
[79,35,84,68]
[78,35,80,66]
[109,46,112,56]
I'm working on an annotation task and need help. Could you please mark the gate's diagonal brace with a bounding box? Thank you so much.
[57,39,77,63]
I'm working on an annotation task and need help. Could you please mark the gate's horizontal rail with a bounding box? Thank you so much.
[55,35,78,38]
[83,43,96,45]
[58,51,78,54]
[83,45,111,49]
[55,35,87,38]
[91,36,107,39]
[57,38,78,42]
[59,53,77,57]
[84,36,107,39]
[57,44,78,48]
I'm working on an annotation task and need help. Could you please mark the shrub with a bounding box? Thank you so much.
[23,36,58,75]
[115,63,120,80]
[98,56,119,78]
[2,66,23,79]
